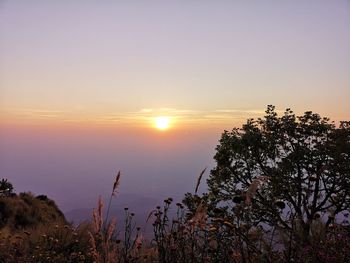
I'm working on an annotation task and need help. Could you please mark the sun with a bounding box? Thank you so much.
[155,116,170,130]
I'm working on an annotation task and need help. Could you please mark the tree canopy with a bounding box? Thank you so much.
[0,179,14,196]
[206,105,350,247]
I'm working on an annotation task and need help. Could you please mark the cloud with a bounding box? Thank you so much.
[6,108,65,119]
[140,108,153,113]
[109,108,266,124]
[3,107,268,126]
[215,109,265,115]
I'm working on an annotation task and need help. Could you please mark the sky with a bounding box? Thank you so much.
[0,0,349,212]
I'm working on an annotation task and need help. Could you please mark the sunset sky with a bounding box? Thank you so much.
[0,0,349,212]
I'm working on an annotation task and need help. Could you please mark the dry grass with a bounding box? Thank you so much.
[1,172,349,263]
[195,168,207,194]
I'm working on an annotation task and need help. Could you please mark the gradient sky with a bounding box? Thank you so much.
[0,0,349,212]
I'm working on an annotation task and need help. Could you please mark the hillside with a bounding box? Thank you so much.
[0,192,66,232]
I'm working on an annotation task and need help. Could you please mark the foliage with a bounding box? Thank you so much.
[0,222,94,263]
[205,105,350,259]
[0,179,14,196]
[151,197,270,263]
[297,224,350,263]
[0,184,92,263]
[88,192,146,263]
[0,191,66,230]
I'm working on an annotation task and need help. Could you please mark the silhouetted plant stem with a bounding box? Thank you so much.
[104,171,121,230]
[104,192,113,230]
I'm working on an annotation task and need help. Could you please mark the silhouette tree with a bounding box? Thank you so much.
[207,106,350,249]
[0,179,14,196]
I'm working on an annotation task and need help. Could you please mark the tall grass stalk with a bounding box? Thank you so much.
[104,171,121,229]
